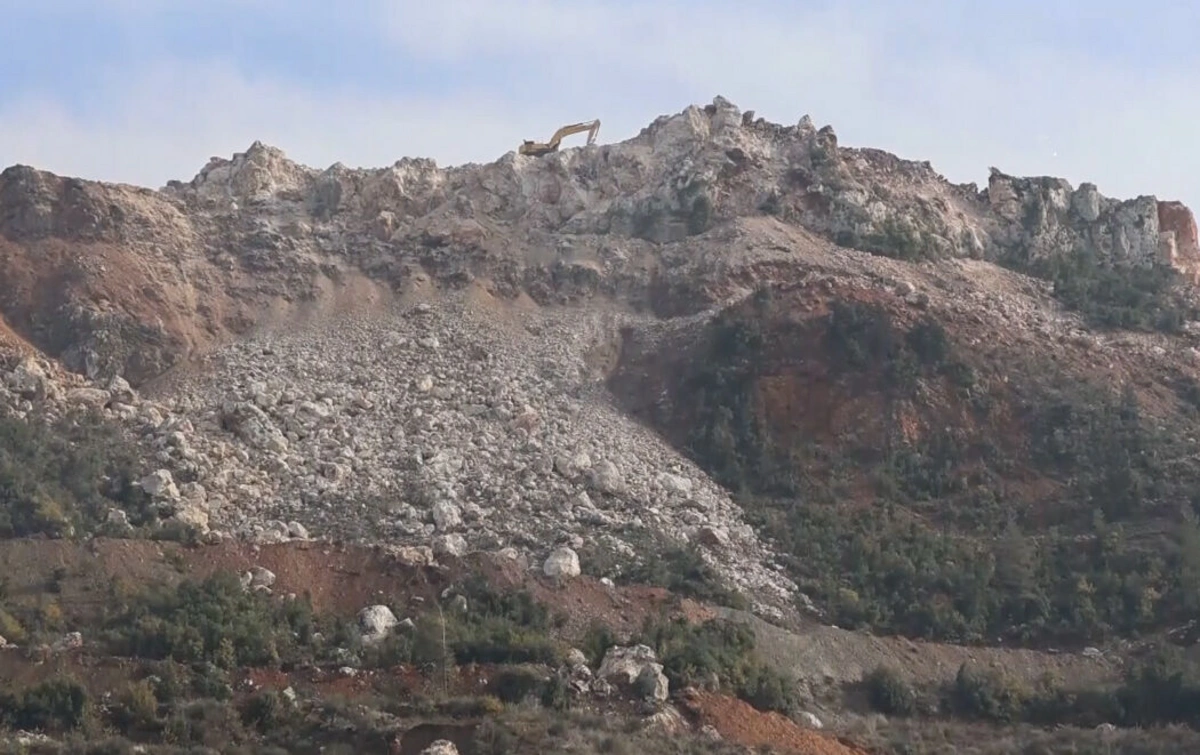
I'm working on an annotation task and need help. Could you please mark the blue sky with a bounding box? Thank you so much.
[2,1,1198,210]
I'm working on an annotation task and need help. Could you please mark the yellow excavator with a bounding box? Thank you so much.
[519,119,600,157]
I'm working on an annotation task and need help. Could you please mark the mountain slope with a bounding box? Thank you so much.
[5,95,1200,751]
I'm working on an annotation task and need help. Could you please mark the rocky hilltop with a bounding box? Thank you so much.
[3,96,1198,384]
[4,94,1200,624]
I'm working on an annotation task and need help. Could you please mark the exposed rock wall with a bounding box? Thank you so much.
[1158,200,1200,281]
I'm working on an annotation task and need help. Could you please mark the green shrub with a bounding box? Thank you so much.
[103,572,326,668]
[640,617,797,715]
[163,699,247,749]
[0,676,91,732]
[1115,644,1200,728]
[1040,250,1192,333]
[239,689,288,732]
[0,408,152,538]
[540,672,572,712]
[0,606,25,644]
[948,662,1029,723]
[111,680,160,733]
[824,300,900,371]
[619,543,748,609]
[441,578,562,666]
[904,319,950,366]
[492,667,545,704]
[445,612,561,666]
[835,217,937,261]
[865,665,917,716]
[580,620,619,667]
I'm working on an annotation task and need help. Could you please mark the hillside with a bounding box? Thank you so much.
[4,96,1200,753]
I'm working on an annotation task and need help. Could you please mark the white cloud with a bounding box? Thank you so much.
[1,1,1198,211]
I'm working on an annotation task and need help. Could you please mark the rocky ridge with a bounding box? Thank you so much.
[2,96,1198,385]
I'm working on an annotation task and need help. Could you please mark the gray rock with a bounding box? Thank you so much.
[590,460,626,495]
[566,648,589,669]
[434,533,468,557]
[432,500,463,532]
[248,566,276,589]
[598,645,669,702]
[105,508,132,530]
[543,547,581,579]
[140,469,179,500]
[358,605,399,642]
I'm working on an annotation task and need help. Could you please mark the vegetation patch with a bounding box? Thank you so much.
[1030,247,1195,334]
[0,408,152,539]
[100,571,333,668]
[578,530,748,609]
[834,217,939,262]
[658,290,1200,645]
[0,677,92,734]
[861,644,1200,734]
[639,616,799,715]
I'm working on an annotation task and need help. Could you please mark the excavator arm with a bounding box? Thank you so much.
[519,119,600,157]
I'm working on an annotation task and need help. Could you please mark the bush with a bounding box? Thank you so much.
[348,579,562,672]
[103,572,326,668]
[444,612,561,666]
[640,617,798,715]
[1115,644,1200,728]
[239,689,288,732]
[493,667,545,704]
[580,620,619,667]
[948,662,1029,723]
[835,217,937,261]
[0,606,25,644]
[441,578,562,666]
[865,665,917,716]
[163,699,247,749]
[111,680,159,733]
[540,672,572,712]
[0,676,91,732]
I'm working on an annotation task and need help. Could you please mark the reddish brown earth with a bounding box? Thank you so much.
[609,273,1196,531]
[0,537,709,642]
[680,690,868,755]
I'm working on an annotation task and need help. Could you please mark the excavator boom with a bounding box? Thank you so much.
[519,119,600,157]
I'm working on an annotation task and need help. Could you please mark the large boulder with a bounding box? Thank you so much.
[358,605,399,643]
[543,547,581,579]
[598,645,670,702]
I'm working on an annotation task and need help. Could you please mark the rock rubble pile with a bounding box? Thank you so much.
[0,293,798,619]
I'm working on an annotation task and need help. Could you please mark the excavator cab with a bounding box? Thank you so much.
[519,119,600,157]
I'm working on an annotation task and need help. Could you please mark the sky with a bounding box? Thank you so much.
[1,1,1197,210]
